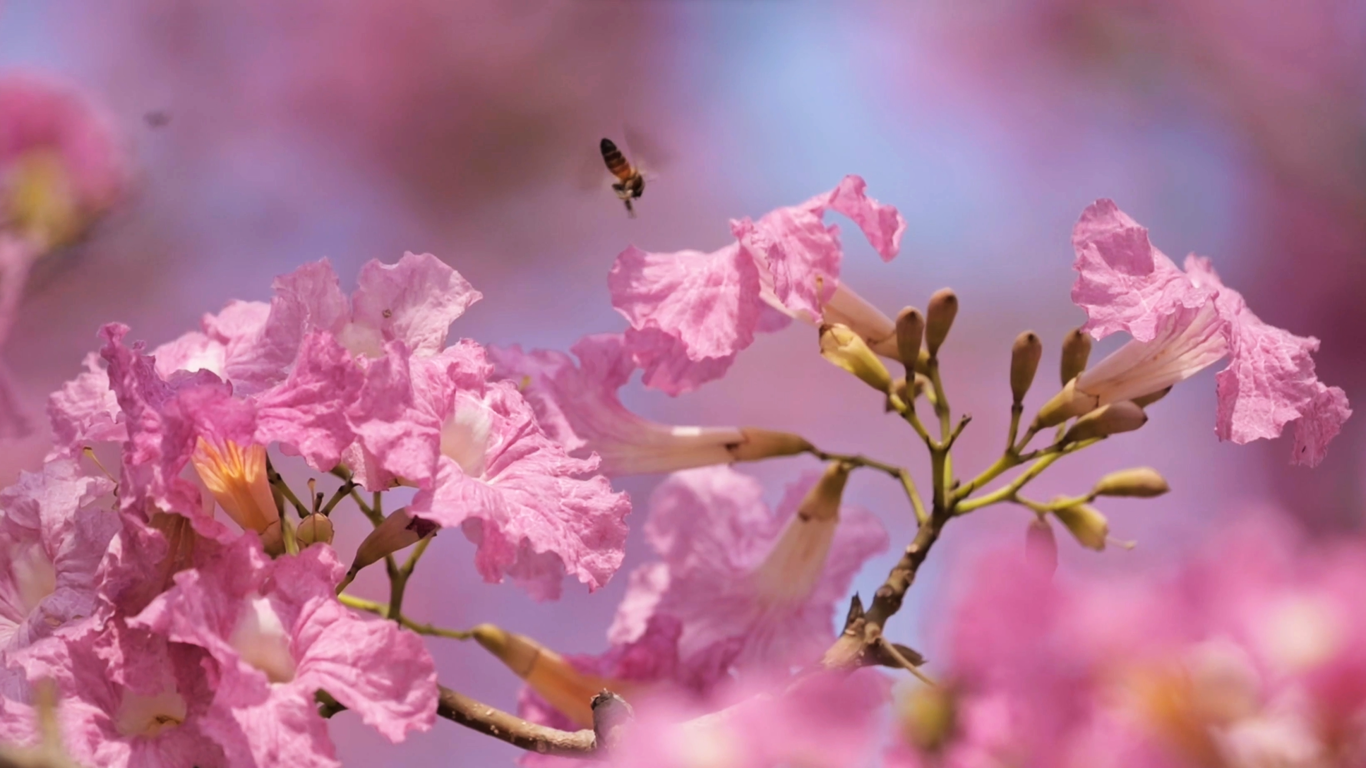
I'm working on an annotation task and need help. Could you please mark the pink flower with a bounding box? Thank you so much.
[489,334,811,476]
[100,323,360,543]
[608,466,888,682]
[0,459,118,656]
[904,512,1366,766]
[0,74,129,244]
[11,618,226,768]
[210,254,480,395]
[607,669,891,768]
[1070,199,1350,465]
[403,351,632,600]
[608,176,906,394]
[133,536,437,768]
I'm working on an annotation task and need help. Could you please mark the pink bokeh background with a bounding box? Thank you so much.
[1,1,1360,764]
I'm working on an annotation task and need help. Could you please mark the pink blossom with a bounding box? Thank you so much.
[133,536,437,767]
[403,351,632,600]
[0,74,128,235]
[100,323,360,542]
[902,512,1366,766]
[1070,199,1349,465]
[608,467,888,681]
[211,254,480,394]
[490,334,810,476]
[12,618,226,768]
[608,176,906,394]
[0,460,118,656]
[607,669,891,768]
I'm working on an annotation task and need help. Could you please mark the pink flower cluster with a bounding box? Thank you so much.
[892,512,1366,767]
[1,251,636,766]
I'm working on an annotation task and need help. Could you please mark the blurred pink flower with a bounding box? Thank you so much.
[1070,199,1349,465]
[898,512,1366,766]
[406,368,631,601]
[12,618,225,768]
[608,669,891,768]
[490,334,810,476]
[134,536,436,767]
[608,466,888,682]
[0,459,118,656]
[0,73,130,439]
[608,176,906,394]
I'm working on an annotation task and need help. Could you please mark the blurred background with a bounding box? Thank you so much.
[1,0,1361,764]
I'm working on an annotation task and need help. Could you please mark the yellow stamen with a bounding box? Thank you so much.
[4,150,81,250]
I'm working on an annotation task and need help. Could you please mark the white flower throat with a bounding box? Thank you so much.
[441,395,495,478]
[230,596,297,684]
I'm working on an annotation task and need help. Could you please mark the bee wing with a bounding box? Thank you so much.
[575,142,613,192]
[621,124,672,180]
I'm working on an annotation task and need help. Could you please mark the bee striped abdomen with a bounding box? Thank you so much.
[600,138,633,181]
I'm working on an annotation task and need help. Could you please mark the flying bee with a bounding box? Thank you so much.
[599,137,645,217]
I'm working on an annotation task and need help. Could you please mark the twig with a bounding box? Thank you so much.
[810,449,928,524]
[338,594,474,640]
[878,637,937,688]
[318,684,600,757]
[387,536,431,626]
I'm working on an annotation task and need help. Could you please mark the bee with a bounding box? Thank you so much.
[599,137,645,217]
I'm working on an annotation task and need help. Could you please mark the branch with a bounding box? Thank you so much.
[437,685,598,757]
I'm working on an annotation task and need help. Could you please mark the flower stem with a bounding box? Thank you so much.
[338,593,474,640]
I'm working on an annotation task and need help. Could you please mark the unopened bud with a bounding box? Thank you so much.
[1024,517,1058,575]
[1092,467,1170,498]
[729,428,813,462]
[350,508,437,574]
[1031,379,1098,429]
[896,307,925,371]
[796,462,852,523]
[297,513,335,546]
[1132,386,1172,408]
[1060,328,1092,386]
[1060,402,1147,444]
[898,685,958,752]
[473,624,608,729]
[1009,331,1043,405]
[820,323,893,392]
[1053,502,1109,551]
[924,289,958,358]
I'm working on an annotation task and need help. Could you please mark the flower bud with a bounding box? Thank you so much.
[1053,502,1109,551]
[1092,467,1170,498]
[349,508,437,574]
[1009,331,1043,405]
[1024,517,1058,575]
[896,307,925,371]
[729,428,813,462]
[1060,327,1092,386]
[897,684,958,752]
[1031,379,1098,429]
[796,462,852,523]
[1060,401,1147,444]
[820,323,893,392]
[924,289,958,358]
[297,514,335,546]
[472,624,609,729]
[592,691,635,751]
[1132,386,1172,408]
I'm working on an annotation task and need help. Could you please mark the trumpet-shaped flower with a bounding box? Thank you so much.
[609,466,888,681]
[99,323,359,541]
[403,349,631,600]
[489,334,810,476]
[134,536,437,768]
[608,176,906,394]
[1070,199,1349,465]
[0,459,118,656]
